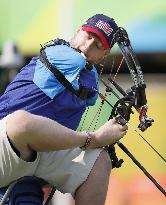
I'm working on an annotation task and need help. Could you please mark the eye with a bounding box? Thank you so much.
[90,33,104,49]
[95,41,104,49]
[94,42,100,48]
[88,33,93,39]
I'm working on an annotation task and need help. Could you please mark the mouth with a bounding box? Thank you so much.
[79,49,92,62]
[84,54,94,64]
[78,47,98,64]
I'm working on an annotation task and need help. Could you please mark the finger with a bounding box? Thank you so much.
[121,125,128,131]
[110,118,117,124]
[121,130,127,137]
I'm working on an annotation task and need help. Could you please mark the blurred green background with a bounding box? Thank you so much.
[0,0,166,54]
[0,0,166,204]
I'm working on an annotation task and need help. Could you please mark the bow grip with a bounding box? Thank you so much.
[115,116,127,126]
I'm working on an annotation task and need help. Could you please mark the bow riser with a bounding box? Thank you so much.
[113,27,154,130]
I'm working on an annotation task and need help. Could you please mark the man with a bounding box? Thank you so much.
[0,14,128,205]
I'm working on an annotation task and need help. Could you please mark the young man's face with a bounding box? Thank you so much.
[73,29,109,64]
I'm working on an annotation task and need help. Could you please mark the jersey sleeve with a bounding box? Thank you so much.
[33,45,86,99]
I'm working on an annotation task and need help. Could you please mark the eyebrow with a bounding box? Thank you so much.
[89,32,100,41]
[89,32,104,46]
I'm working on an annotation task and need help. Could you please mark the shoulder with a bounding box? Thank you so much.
[45,45,86,68]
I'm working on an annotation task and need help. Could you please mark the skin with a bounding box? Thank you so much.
[6,29,127,161]
[5,27,128,162]
[70,28,110,64]
[4,27,128,205]
[7,110,127,161]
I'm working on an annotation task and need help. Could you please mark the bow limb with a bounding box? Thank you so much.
[117,141,166,197]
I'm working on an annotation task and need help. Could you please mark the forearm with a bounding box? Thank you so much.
[6,110,127,156]
[27,115,114,151]
[24,113,87,151]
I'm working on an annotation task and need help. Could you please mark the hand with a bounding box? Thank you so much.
[91,118,128,148]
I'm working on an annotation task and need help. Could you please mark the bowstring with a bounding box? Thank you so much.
[83,55,124,131]
[127,123,166,163]
[88,98,105,131]
[100,86,166,163]
[110,57,124,83]
[102,53,166,163]
[80,54,124,132]
[79,52,166,163]
[79,59,107,132]
[79,107,90,131]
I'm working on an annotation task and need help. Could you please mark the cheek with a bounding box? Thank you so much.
[95,51,106,62]
[89,51,105,63]
[97,51,105,59]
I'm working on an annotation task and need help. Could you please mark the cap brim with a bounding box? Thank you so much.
[82,26,110,49]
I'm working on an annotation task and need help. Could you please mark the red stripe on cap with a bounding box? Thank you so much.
[82,26,110,49]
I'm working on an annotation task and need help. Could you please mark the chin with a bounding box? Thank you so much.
[87,58,94,64]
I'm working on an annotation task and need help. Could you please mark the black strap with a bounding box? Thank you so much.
[13,192,43,205]
[39,39,94,100]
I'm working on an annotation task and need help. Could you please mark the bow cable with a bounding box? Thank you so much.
[99,79,166,163]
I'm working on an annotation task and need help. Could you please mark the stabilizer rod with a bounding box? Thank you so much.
[117,141,166,197]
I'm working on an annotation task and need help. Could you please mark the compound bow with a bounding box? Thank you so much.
[81,27,166,197]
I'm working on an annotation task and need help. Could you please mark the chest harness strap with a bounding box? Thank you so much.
[39,38,95,100]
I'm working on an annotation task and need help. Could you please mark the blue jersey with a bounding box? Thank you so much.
[0,45,99,130]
